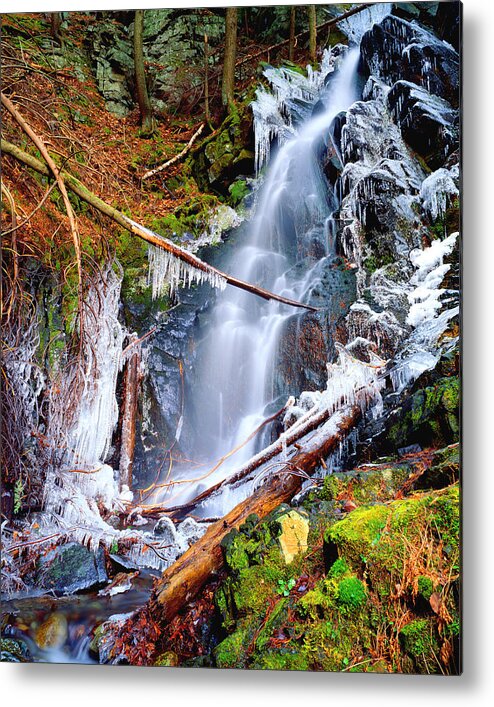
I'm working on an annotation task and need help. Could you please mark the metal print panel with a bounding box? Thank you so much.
[1,2,461,673]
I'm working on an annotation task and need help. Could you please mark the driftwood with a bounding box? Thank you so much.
[235,4,372,67]
[1,137,316,313]
[148,405,360,625]
[141,123,205,181]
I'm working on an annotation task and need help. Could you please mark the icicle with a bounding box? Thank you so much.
[147,243,227,299]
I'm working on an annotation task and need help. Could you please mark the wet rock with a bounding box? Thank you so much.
[36,542,108,595]
[360,376,460,459]
[192,106,254,194]
[398,443,422,456]
[34,612,68,649]
[153,516,177,544]
[412,444,459,491]
[1,637,31,663]
[109,553,140,571]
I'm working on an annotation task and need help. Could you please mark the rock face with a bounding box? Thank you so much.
[86,9,224,116]
[192,106,255,194]
[387,81,458,169]
[360,15,459,105]
[35,542,108,595]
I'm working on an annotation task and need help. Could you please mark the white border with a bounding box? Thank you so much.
[1,1,493,704]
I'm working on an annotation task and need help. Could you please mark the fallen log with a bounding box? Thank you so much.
[148,405,360,625]
[1,137,316,313]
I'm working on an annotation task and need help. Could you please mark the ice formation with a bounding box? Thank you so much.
[69,265,124,469]
[420,166,459,221]
[390,233,459,392]
[251,47,343,174]
[147,244,227,299]
[337,3,393,44]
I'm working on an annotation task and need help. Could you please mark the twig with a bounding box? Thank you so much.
[141,123,205,181]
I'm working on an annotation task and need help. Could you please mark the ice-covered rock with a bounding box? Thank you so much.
[420,166,459,221]
[387,80,457,168]
[360,14,459,103]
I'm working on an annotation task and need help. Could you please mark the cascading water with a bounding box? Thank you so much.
[150,47,362,510]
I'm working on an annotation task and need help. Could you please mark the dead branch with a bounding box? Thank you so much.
[1,137,317,312]
[1,92,83,312]
[135,397,295,516]
[142,123,205,181]
[148,405,361,625]
[165,403,330,519]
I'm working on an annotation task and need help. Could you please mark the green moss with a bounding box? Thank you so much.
[210,482,459,674]
[252,649,309,672]
[154,651,179,667]
[228,179,250,205]
[327,558,348,579]
[399,618,439,659]
[337,577,367,609]
[320,474,341,501]
[214,628,249,669]
[417,576,434,601]
[386,376,460,450]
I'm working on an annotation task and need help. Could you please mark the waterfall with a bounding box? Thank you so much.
[150,47,362,510]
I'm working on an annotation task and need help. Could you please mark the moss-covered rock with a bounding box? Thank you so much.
[385,376,460,451]
[210,479,459,674]
[192,99,254,195]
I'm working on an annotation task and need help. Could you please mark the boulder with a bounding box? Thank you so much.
[34,612,68,649]
[36,542,108,595]
[1,637,31,663]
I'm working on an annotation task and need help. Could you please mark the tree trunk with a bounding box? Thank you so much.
[119,342,141,490]
[133,10,155,135]
[308,5,317,64]
[50,12,62,44]
[148,406,361,625]
[235,4,372,68]
[2,137,316,313]
[204,34,210,125]
[289,7,297,61]
[222,7,237,109]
